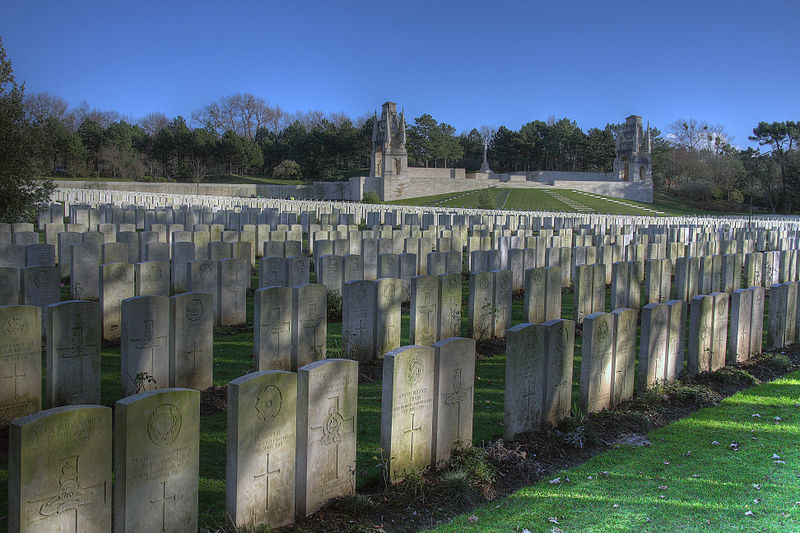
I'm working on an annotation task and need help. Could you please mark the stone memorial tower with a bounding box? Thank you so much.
[370,102,408,179]
[613,115,652,182]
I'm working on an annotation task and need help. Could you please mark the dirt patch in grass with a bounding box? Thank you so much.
[279,346,800,533]
[358,359,384,384]
[476,338,505,358]
[200,385,227,416]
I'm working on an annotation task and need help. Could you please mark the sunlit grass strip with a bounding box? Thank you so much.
[428,371,800,533]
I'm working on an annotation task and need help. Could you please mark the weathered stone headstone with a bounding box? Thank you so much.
[750,286,765,355]
[171,241,195,294]
[581,312,614,413]
[611,308,637,405]
[728,288,753,363]
[218,258,248,326]
[687,294,714,375]
[431,337,475,466]
[410,274,440,345]
[226,370,296,529]
[120,295,170,396]
[381,345,435,482]
[254,286,293,371]
[541,318,575,424]
[286,255,309,287]
[135,260,170,296]
[170,292,213,389]
[296,359,358,516]
[504,323,544,439]
[291,283,327,369]
[438,272,462,340]
[0,305,41,424]
[45,300,101,407]
[492,269,512,337]
[0,266,20,305]
[114,388,199,533]
[468,271,494,340]
[710,291,730,370]
[375,277,402,358]
[70,242,100,300]
[20,266,60,331]
[342,280,376,361]
[9,405,111,533]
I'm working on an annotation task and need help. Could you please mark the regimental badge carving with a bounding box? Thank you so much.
[112,266,127,281]
[406,355,424,388]
[447,275,458,291]
[255,384,282,422]
[319,403,345,445]
[33,270,49,290]
[0,273,8,291]
[5,316,25,337]
[499,273,510,291]
[185,298,204,322]
[146,265,162,281]
[597,319,609,345]
[147,403,183,446]
[383,283,395,302]
[199,263,212,281]
[479,276,489,290]
[556,325,568,352]
[30,456,99,526]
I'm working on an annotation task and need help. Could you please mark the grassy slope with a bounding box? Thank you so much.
[429,371,800,533]
[388,188,762,218]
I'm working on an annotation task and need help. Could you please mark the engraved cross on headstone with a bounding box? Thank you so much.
[253,453,281,513]
[403,412,423,462]
[4,363,25,399]
[302,304,324,357]
[150,480,176,532]
[263,306,289,349]
[443,368,472,437]
[56,326,99,399]
[128,320,167,387]
[310,395,355,483]
[185,340,203,372]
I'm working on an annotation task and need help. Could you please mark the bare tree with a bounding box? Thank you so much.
[668,118,730,152]
[138,112,170,135]
[191,93,285,138]
[24,92,69,124]
[73,99,120,128]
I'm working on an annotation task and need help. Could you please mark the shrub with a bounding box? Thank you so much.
[361,191,381,204]
[272,159,302,180]
[682,180,714,202]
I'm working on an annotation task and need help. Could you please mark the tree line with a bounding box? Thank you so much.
[2,37,798,215]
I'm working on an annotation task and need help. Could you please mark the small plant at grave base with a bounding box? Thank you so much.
[335,493,376,514]
[661,381,722,407]
[447,444,496,484]
[756,352,794,373]
[709,367,758,387]
[438,468,475,507]
[473,302,499,343]
[326,289,342,321]
[553,425,587,449]
[134,372,156,393]
[397,470,427,501]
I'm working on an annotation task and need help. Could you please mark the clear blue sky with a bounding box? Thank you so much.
[3,0,798,147]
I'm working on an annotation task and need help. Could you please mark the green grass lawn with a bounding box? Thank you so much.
[429,370,800,533]
[388,188,764,218]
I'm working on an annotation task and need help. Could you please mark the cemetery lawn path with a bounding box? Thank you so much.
[428,371,800,533]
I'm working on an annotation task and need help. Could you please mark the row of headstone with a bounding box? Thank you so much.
[504,319,575,439]
[120,293,214,396]
[468,270,512,340]
[253,283,327,371]
[381,339,477,482]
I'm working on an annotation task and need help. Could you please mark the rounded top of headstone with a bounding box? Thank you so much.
[11,404,110,428]
[115,387,199,406]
